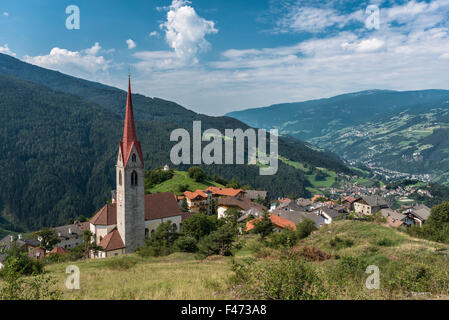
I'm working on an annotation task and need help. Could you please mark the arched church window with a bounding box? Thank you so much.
[132,154,136,162]
[131,171,138,186]
[119,171,122,186]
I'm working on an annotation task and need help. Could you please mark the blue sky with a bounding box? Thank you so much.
[1,0,449,115]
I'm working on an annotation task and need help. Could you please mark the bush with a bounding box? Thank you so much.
[174,236,198,253]
[231,255,326,299]
[0,249,44,278]
[296,219,317,239]
[265,230,298,249]
[104,256,139,270]
[376,238,397,247]
[329,237,354,250]
[197,224,236,257]
[188,166,207,182]
[182,213,219,240]
[0,274,61,300]
[252,212,273,238]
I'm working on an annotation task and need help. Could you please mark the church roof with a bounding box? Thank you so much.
[120,77,144,167]
[90,203,117,225]
[98,229,125,251]
[145,192,184,220]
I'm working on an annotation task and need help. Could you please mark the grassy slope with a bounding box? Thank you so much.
[45,253,234,300]
[26,220,449,300]
[147,171,224,195]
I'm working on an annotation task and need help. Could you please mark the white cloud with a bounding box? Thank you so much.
[3,12,8,16]
[126,39,136,49]
[149,31,159,37]
[128,0,449,115]
[24,43,111,79]
[84,42,102,55]
[0,44,16,57]
[160,0,218,63]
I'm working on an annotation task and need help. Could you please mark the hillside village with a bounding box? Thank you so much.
[0,78,439,269]
[0,176,433,268]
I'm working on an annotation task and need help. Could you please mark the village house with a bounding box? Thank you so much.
[216,196,266,219]
[52,221,90,249]
[269,198,291,211]
[243,190,267,202]
[318,207,348,224]
[353,196,389,215]
[381,208,406,228]
[271,208,325,227]
[403,204,431,227]
[182,187,246,214]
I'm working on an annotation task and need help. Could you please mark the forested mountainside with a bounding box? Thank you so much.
[0,54,353,236]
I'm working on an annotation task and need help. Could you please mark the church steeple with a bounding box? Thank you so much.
[120,76,144,167]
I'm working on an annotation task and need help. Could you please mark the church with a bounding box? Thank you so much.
[88,77,187,258]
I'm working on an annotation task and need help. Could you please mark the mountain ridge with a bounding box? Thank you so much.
[0,54,353,236]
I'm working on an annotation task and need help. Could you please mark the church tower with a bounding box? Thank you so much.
[116,76,145,253]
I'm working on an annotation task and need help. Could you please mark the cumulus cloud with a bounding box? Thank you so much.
[0,44,16,57]
[160,0,218,63]
[126,39,136,49]
[129,0,449,115]
[3,12,8,16]
[149,31,159,37]
[24,43,111,79]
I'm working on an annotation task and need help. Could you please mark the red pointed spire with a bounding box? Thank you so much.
[123,76,137,143]
[120,76,144,167]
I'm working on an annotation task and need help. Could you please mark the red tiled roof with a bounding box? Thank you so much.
[184,190,208,200]
[49,247,68,255]
[90,203,117,226]
[246,214,296,232]
[342,196,357,204]
[98,229,125,251]
[120,78,144,167]
[206,187,244,197]
[145,192,184,220]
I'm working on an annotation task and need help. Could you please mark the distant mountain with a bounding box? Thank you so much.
[0,53,352,237]
[226,90,449,184]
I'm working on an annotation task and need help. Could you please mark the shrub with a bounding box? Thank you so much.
[0,274,61,300]
[296,219,317,239]
[188,166,207,182]
[182,213,219,241]
[265,230,297,249]
[197,224,235,257]
[104,256,139,270]
[0,249,43,278]
[231,255,326,299]
[174,236,198,253]
[329,237,354,250]
[251,212,273,238]
[376,238,397,247]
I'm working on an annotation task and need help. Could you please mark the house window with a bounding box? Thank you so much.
[145,228,149,238]
[132,154,136,162]
[131,171,138,186]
